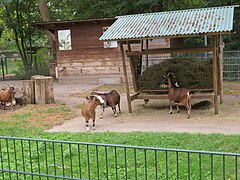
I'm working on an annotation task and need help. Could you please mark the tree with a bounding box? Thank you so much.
[1,0,42,71]
[38,0,56,60]
[202,0,240,50]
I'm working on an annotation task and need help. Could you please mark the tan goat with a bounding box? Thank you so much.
[81,95,105,131]
[163,72,191,118]
[0,85,15,110]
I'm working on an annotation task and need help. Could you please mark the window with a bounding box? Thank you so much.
[58,30,72,50]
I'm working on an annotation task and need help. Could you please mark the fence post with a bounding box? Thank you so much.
[1,56,5,81]
[34,55,38,74]
[4,56,8,74]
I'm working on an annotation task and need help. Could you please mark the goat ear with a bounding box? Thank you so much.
[162,75,166,78]
[85,96,91,100]
[91,89,98,94]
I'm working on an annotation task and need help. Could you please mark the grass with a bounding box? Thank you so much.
[0,58,21,74]
[223,81,240,95]
[0,104,76,133]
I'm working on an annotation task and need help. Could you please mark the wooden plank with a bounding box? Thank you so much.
[132,94,213,100]
[126,46,213,56]
[219,34,224,104]
[141,89,214,93]
[119,42,132,113]
[116,31,233,42]
[145,39,149,69]
[127,41,138,92]
[130,92,140,101]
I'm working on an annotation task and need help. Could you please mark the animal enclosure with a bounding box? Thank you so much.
[100,6,238,114]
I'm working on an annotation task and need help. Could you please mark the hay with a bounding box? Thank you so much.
[139,58,213,93]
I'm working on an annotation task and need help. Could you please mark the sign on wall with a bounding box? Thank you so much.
[58,30,72,50]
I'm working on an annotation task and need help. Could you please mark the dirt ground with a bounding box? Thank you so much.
[1,80,240,134]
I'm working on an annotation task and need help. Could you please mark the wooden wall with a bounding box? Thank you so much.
[53,20,170,84]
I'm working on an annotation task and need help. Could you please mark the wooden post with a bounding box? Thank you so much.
[212,35,219,114]
[218,34,224,104]
[45,76,55,104]
[119,42,132,113]
[127,41,138,92]
[146,39,149,69]
[34,77,46,104]
[22,80,35,104]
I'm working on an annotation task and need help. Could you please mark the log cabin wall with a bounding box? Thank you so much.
[55,20,125,84]
[33,19,170,84]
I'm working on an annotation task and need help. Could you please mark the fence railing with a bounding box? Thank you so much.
[0,136,239,180]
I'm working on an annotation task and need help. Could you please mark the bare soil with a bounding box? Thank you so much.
[1,81,240,134]
[50,82,240,135]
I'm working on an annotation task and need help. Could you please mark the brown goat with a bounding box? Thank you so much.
[0,85,15,110]
[81,95,105,131]
[91,89,121,118]
[163,72,191,118]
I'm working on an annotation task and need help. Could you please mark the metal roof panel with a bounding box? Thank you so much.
[99,6,238,41]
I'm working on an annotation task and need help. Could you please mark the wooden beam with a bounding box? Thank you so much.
[145,39,149,69]
[126,46,213,56]
[132,94,213,100]
[212,35,219,114]
[218,34,224,104]
[127,41,138,92]
[119,42,132,113]
[115,32,233,42]
[141,88,214,93]
[130,92,140,101]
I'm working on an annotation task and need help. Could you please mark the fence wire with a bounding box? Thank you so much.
[0,136,239,180]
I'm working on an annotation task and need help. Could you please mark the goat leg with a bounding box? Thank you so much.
[176,104,180,113]
[99,106,104,119]
[186,103,191,119]
[112,106,117,117]
[169,100,173,114]
[85,119,90,132]
[92,112,96,130]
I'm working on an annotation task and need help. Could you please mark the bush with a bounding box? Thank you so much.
[13,48,52,80]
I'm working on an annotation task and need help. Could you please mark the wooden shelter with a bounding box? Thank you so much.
[100,5,239,114]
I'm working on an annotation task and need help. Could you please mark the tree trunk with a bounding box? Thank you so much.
[38,0,56,60]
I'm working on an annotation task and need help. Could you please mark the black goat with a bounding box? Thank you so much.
[91,89,121,118]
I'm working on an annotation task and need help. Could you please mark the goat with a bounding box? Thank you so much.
[163,72,191,118]
[81,95,105,131]
[91,89,121,118]
[0,85,15,110]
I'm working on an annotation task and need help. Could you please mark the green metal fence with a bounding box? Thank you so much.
[0,136,239,180]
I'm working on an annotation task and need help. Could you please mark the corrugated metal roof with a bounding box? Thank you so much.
[99,6,238,41]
